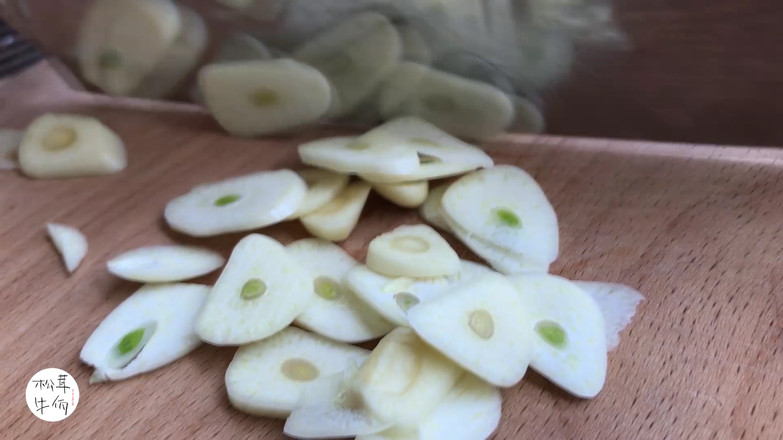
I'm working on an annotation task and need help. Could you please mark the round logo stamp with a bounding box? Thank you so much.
[26,368,79,422]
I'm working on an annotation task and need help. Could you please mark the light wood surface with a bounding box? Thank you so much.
[1,62,781,440]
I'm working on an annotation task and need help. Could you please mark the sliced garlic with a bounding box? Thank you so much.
[366,224,460,278]
[288,169,350,219]
[300,182,371,242]
[164,169,306,237]
[47,223,88,273]
[350,328,462,428]
[214,33,272,62]
[298,136,419,176]
[509,274,607,398]
[379,64,515,139]
[398,24,432,65]
[418,182,450,231]
[407,273,534,387]
[132,5,208,99]
[107,245,224,283]
[441,165,559,267]
[377,62,430,119]
[287,239,393,343]
[18,113,126,179]
[444,211,550,275]
[81,283,209,383]
[372,180,428,208]
[284,366,392,439]
[357,117,493,183]
[293,12,401,117]
[510,96,546,134]
[77,0,181,96]
[574,281,644,352]
[199,59,332,136]
[358,373,502,440]
[0,129,23,170]
[226,327,369,418]
[195,234,312,345]
[345,260,494,327]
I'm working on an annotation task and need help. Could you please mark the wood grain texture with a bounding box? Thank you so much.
[3,0,783,146]
[1,62,782,440]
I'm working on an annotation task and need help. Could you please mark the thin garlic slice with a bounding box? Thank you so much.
[441,165,558,267]
[418,182,450,230]
[574,281,644,352]
[199,59,332,136]
[80,283,209,383]
[293,12,401,117]
[288,169,350,219]
[372,180,428,208]
[298,136,419,176]
[284,367,392,439]
[357,373,502,440]
[226,327,369,418]
[509,273,607,398]
[300,182,371,242]
[18,113,126,179]
[164,169,306,237]
[345,260,493,327]
[407,273,534,387]
[350,328,462,428]
[195,234,312,345]
[357,117,493,183]
[379,63,515,139]
[366,224,460,278]
[77,0,182,96]
[397,24,432,65]
[107,245,224,283]
[132,5,208,99]
[287,239,393,343]
[444,210,550,274]
[47,223,88,273]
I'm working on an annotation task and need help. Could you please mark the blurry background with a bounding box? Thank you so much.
[1,0,782,146]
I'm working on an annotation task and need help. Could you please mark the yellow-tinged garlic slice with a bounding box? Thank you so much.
[366,224,459,278]
[300,182,371,242]
[350,328,462,428]
[226,327,369,418]
[132,5,208,99]
[288,169,350,219]
[18,113,126,179]
[372,180,428,208]
[199,59,332,136]
[77,0,182,96]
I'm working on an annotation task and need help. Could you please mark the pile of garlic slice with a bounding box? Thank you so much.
[79,116,643,439]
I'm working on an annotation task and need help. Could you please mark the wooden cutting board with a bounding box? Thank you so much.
[1,62,781,440]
